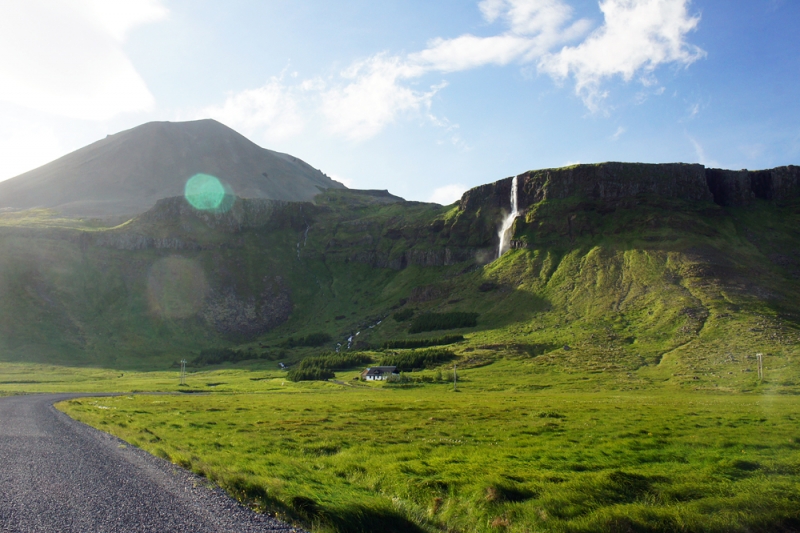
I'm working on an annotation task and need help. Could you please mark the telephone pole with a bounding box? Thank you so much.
[180,359,187,386]
[756,353,763,382]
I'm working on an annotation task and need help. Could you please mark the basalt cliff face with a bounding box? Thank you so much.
[459,163,800,215]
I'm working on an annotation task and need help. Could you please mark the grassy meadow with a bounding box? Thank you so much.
[40,359,799,533]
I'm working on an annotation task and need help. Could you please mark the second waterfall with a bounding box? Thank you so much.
[497,175,518,258]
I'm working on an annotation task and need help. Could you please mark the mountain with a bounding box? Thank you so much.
[0,119,345,217]
[0,161,798,396]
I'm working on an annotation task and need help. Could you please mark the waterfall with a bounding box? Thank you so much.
[497,175,518,258]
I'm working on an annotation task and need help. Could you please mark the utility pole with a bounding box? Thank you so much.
[756,353,763,382]
[180,359,187,386]
[453,364,457,392]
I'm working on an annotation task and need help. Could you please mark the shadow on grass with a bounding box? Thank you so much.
[318,504,426,533]
[286,496,426,533]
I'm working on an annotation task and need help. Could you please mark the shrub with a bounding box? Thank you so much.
[380,349,455,372]
[287,352,374,381]
[382,335,464,349]
[286,367,335,382]
[408,312,478,333]
[296,352,373,372]
[392,308,415,322]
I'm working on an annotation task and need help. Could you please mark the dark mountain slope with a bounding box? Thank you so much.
[0,119,345,217]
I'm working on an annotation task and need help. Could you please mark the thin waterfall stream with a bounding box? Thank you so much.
[497,175,518,258]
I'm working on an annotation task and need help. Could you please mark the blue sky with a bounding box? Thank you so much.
[0,0,798,204]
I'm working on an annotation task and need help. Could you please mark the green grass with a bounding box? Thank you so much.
[50,360,800,533]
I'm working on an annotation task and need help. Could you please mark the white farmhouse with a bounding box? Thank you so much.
[360,366,398,381]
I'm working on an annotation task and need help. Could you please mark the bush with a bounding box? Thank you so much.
[392,308,415,322]
[380,349,455,372]
[382,335,464,349]
[296,352,373,372]
[286,367,335,382]
[283,332,332,348]
[408,312,478,333]
[286,352,374,381]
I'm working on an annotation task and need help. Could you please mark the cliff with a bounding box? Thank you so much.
[459,162,800,214]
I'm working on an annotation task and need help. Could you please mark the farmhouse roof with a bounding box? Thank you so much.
[362,366,397,376]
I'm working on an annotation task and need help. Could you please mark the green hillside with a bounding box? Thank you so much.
[4,161,800,532]
[0,163,798,394]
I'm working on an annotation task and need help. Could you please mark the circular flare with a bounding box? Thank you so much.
[184,173,226,211]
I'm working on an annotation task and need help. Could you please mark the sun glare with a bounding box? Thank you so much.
[184,173,227,211]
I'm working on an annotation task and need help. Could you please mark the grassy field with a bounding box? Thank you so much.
[49,361,800,533]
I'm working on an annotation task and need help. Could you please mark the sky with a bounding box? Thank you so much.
[0,0,798,204]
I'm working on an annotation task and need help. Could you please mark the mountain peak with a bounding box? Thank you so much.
[0,119,345,217]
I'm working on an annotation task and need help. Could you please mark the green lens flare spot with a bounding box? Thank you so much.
[184,174,226,211]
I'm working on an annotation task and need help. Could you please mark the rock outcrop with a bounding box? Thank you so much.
[136,196,303,232]
[459,162,800,214]
[201,277,292,337]
[708,166,800,206]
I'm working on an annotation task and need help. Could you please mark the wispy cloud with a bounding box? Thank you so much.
[428,183,468,205]
[206,0,704,143]
[320,56,444,141]
[689,135,720,168]
[202,74,307,142]
[611,125,626,141]
[0,0,168,120]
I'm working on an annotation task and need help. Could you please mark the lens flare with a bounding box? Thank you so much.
[147,256,208,319]
[184,173,226,211]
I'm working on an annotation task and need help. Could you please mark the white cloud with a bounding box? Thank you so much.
[321,55,442,141]
[480,0,574,35]
[203,0,703,143]
[611,126,626,140]
[0,0,167,120]
[202,77,306,142]
[539,0,705,110]
[428,183,468,205]
[411,0,592,72]
[74,0,168,41]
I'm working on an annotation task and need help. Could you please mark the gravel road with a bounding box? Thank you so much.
[0,394,304,533]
